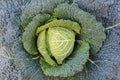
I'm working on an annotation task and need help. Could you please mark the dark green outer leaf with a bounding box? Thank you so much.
[40,40,89,77]
[22,14,50,55]
[21,0,66,28]
[53,3,106,54]
[12,39,48,80]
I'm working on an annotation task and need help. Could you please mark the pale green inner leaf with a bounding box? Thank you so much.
[37,30,57,66]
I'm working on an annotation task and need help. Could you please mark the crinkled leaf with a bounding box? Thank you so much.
[40,40,89,77]
[22,14,50,55]
[21,0,66,28]
[12,39,47,80]
[84,31,120,80]
[36,19,80,35]
[53,3,106,54]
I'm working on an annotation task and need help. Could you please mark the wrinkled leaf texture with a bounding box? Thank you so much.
[22,14,50,55]
[21,0,65,28]
[14,0,108,80]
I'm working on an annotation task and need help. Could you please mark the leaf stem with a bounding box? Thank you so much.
[32,56,40,60]
[105,22,120,30]
[87,58,99,68]
[87,58,116,78]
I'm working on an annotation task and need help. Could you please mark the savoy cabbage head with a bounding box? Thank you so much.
[12,0,107,79]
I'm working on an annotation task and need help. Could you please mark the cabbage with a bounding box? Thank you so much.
[14,0,106,77]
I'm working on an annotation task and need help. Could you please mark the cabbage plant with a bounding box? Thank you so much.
[19,0,106,77]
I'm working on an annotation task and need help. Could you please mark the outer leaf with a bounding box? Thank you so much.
[36,19,80,35]
[37,30,57,66]
[22,14,50,55]
[84,31,120,80]
[40,40,89,77]
[12,39,47,80]
[48,27,75,64]
[53,3,106,54]
[21,0,66,28]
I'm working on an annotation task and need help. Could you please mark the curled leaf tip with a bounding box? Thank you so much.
[36,19,81,35]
